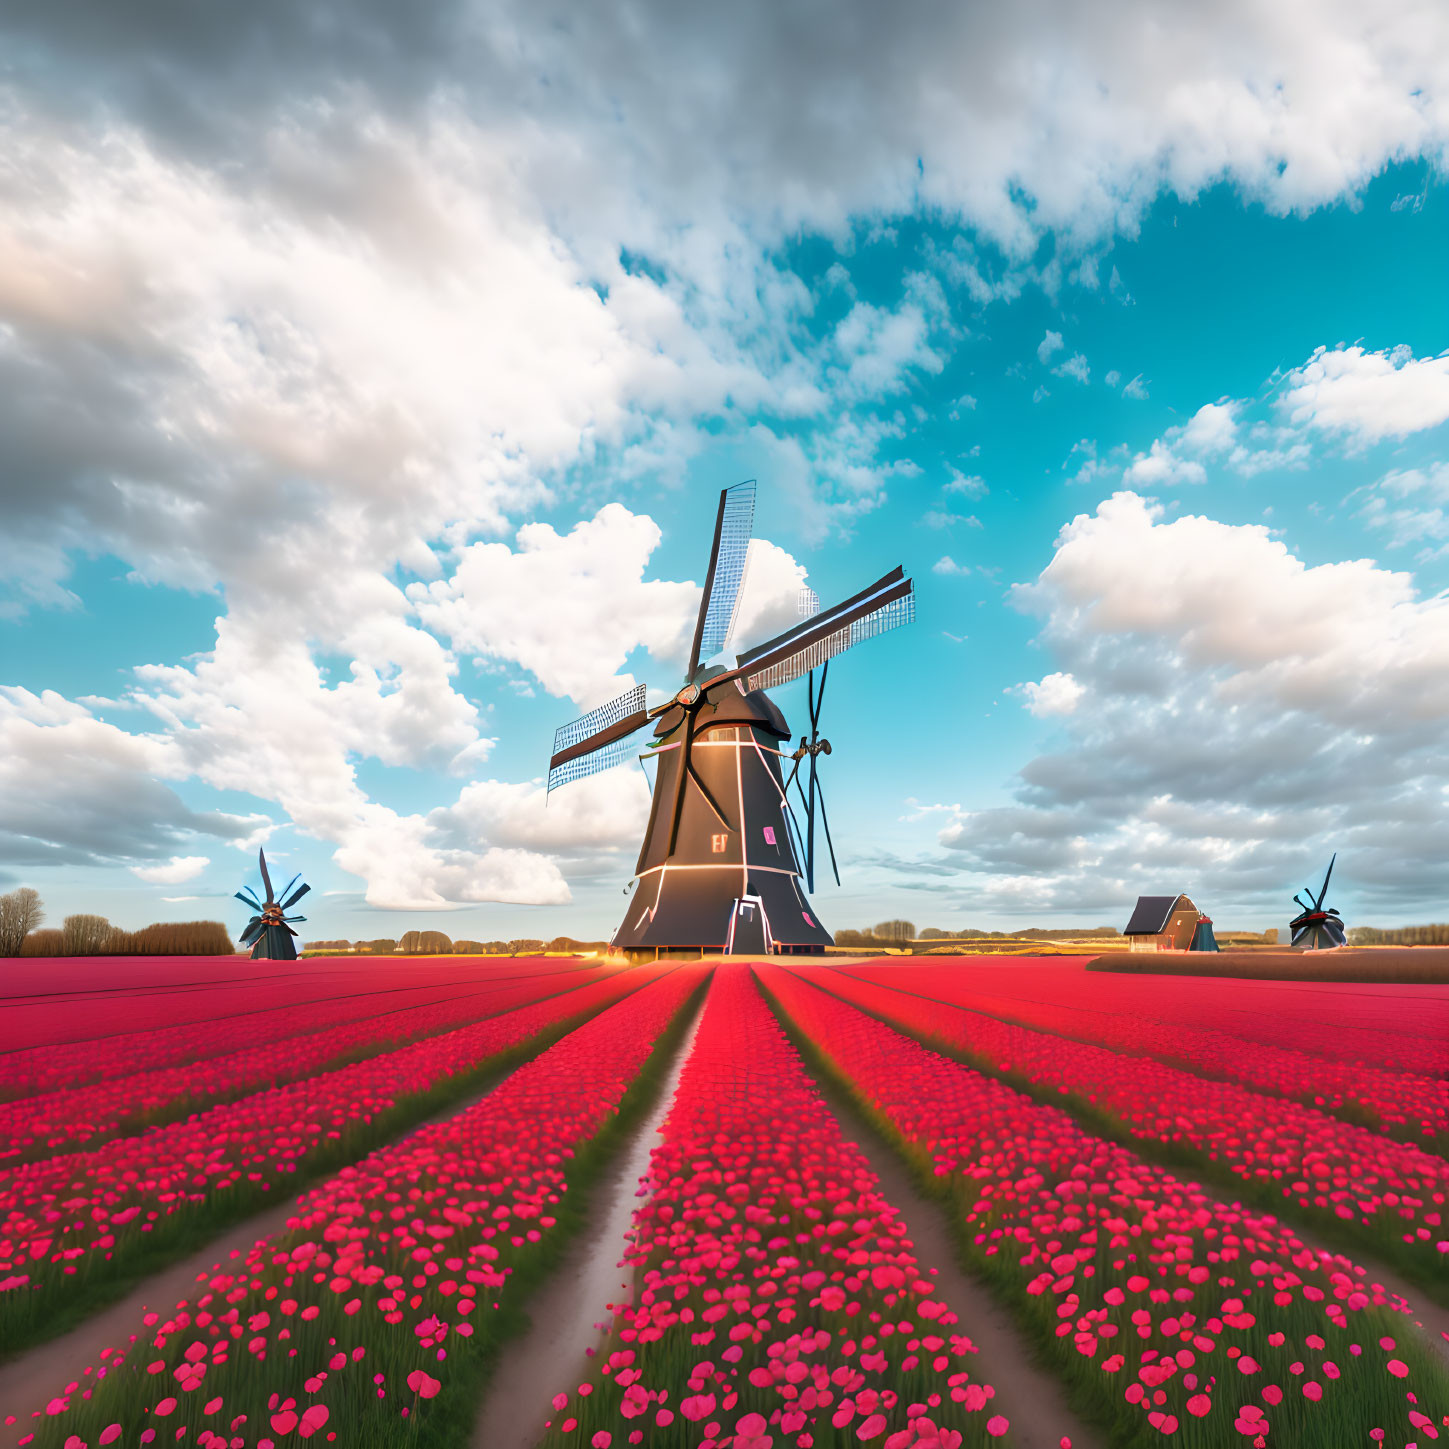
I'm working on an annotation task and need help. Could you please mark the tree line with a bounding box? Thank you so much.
[831,920,1126,947]
[303,934,608,955]
[1348,923,1449,946]
[0,889,234,956]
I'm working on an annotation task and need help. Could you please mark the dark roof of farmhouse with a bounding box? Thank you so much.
[1124,895,1188,934]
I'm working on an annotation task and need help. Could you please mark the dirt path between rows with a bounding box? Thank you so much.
[468,1000,705,1449]
[0,1060,524,1427]
[809,1068,1105,1449]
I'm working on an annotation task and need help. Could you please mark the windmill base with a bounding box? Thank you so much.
[612,863,833,957]
[620,941,826,964]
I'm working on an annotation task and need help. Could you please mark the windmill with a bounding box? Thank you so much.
[546,480,914,959]
[236,848,310,961]
[1289,853,1346,949]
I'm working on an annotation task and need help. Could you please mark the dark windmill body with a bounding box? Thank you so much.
[236,849,310,960]
[1290,853,1346,949]
[546,481,914,961]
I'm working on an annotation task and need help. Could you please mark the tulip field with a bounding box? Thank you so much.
[2,954,1447,1449]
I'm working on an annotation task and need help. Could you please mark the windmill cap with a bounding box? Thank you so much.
[652,672,790,739]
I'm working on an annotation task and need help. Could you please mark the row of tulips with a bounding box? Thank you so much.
[8,965,707,1448]
[540,964,1016,1449]
[0,967,662,1355]
[840,962,1446,1147]
[0,959,595,1101]
[875,957,1449,1081]
[761,965,1449,1449]
[0,964,617,1166]
[806,966,1449,1290]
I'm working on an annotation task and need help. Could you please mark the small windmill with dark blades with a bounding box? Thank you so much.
[1289,853,1347,949]
[545,480,914,960]
[236,848,311,961]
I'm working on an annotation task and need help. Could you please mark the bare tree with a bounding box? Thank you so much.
[63,914,114,955]
[0,888,44,956]
[872,918,917,945]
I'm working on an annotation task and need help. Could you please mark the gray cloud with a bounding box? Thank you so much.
[900,490,1449,923]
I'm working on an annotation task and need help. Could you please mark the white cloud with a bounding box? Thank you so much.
[1280,345,1449,447]
[4,0,1449,922]
[1019,672,1085,717]
[0,688,267,873]
[1104,369,1121,388]
[728,538,813,658]
[1357,461,1449,555]
[933,556,971,576]
[944,471,987,498]
[905,491,1449,917]
[831,297,945,399]
[429,770,650,860]
[1037,330,1064,362]
[1123,438,1207,486]
[1178,400,1239,454]
[1054,352,1090,384]
[131,855,211,884]
[410,505,697,709]
[1122,375,1149,400]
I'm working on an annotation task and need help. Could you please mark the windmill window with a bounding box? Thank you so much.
[711,834,728,853]
[763,826,777,845]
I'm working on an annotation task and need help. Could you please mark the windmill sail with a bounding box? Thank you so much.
[543,478,915,960]
[689,480,756,673]
[737,567,914,693]
[547,683,650,792]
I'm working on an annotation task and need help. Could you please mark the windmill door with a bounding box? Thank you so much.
[726,895,771,955]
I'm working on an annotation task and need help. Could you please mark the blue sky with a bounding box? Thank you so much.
[2,3,1447,942]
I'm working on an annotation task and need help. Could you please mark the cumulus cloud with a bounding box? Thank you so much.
[0,688,267,870]
[1280,344,1449,447]
[410,505,697,709]
[1019,672,1085,717]
[936,491,1449,918]
[1037,330,1065,362]
[131,855,210,884]
[4,0,1449,918]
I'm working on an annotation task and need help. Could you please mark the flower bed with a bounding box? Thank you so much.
[10,965,706,1449]
[802,966,1449,1292]
[0,964,616,1165]
[0,958,595,1101]
[538,965,1014,1449]
[0,968,659,1355]
[761,965,1449,1449]
[833,962,1447,1148]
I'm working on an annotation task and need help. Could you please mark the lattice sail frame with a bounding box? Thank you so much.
[548,683,647,792]
[744,591,915,693]
[696,481,756,662]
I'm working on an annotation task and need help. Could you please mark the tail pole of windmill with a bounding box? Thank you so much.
[544,480,915,960]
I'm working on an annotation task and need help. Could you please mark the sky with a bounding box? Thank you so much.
[1,0,1447,943]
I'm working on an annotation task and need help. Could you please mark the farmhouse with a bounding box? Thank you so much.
[1123,894,1218,951]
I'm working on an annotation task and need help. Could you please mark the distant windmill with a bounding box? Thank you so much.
[1290,853,1346,949]
[546,480,914,958]
[236,849,310,961]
